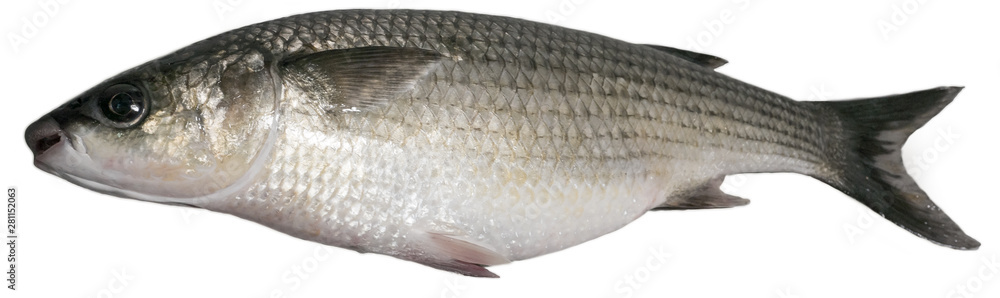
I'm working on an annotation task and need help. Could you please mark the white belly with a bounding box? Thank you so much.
[198,114,707,262]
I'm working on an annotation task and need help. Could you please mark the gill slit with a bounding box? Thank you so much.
[188,61,284,205]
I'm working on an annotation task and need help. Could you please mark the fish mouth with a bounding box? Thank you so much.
[25,116,80,174]
[34,134,61,155]
[26,116,64,156]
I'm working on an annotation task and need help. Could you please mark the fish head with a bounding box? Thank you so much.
[25,46,280,205]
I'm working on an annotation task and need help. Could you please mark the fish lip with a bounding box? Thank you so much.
[31,135,65,175]
[33,134,62,155]
[32,134,72,175]
[30,132,93,185]
[26,116,63,156]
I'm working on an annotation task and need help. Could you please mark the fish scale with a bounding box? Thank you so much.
[27,9,978,277]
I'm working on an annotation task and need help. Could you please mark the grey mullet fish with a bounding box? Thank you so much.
[25,10,978,277]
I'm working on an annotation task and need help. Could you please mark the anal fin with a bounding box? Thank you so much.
[654,176,750,210]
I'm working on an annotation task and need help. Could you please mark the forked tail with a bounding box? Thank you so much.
[812,87,978,249]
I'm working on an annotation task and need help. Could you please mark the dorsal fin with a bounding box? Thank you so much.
[644,44,728,69]
[279,46,444,113]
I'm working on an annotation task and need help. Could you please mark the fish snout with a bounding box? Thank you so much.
[25,116,65,157]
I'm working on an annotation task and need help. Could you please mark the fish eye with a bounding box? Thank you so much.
[97,83,148,128]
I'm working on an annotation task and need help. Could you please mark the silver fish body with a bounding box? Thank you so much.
[25,10,977,277]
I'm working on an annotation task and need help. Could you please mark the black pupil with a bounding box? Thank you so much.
[108,93,137,116]
[99,83,146,126]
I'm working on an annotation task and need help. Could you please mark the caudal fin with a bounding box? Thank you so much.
[814,87,978,250]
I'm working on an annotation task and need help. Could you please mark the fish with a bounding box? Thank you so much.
[24,9,978,277]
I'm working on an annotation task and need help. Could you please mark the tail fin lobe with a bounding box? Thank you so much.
[816,86,978,249]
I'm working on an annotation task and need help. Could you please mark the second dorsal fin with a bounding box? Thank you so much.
[644,44,728,69]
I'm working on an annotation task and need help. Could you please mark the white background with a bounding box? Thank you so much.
[2,0,999,297]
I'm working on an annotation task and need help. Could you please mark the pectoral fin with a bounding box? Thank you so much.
[416,231,510,278]
[279,46,444,112]
[422,259,499,278]
[654,176,749,210]
[426,232,510,265]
